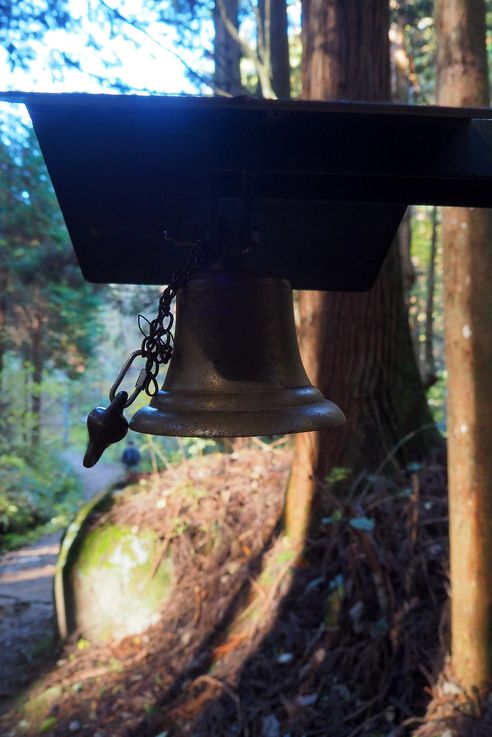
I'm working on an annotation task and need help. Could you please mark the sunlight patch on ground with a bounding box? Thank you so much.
[3,545,60,559]
[0,566,56,584]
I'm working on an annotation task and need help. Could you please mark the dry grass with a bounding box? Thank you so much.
[3,445,481,737]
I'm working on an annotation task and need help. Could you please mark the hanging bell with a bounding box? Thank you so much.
[130,271,345,437]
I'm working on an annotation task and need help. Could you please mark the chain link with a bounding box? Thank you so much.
[109,241,203,409]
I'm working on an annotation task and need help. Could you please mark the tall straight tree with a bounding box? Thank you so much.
[436,0,492,690]
[214,0,289,97]
[214,0,242,94]
[285,0,438,543]
[259,0,290,97]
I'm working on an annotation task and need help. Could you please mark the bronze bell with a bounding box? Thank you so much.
[130,272,345,437]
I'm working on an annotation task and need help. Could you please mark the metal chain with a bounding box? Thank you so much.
[109,241,203,409]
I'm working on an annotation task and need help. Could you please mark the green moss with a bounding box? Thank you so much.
[56,489,114,576]
[76,524,136,574]
[22,686,62,720]
[256,544,296,589]
[75,525,172,604]
[40,715,57,733]
[55,488,116,639]
[59,518,173,642]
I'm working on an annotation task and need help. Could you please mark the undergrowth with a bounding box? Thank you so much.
[0,451,81,550]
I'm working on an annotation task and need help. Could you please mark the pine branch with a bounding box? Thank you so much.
[216,0,276,98]
[98,0,229,95]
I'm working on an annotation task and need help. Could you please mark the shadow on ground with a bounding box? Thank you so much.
[0,447,457,737]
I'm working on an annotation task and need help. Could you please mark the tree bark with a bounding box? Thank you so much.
[31,316,43,448]
[390,15,416,310]
[301,0,390,102]
[214,0,242,95]
[436,0,492,690]
[397,208,416,307]
[259,0,290,98]
[422,207,438,389]
[0,270,6,389]
[286,0,438,545]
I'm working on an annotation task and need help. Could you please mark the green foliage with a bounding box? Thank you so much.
[393,0,492,104]
[427,372,447,431]
[134,434,224,474]
[391,0,436,103]
[0,110,104,460]
[179,436,218,458]
[408,206,446,430]
[0,0,71,70]
[325,467,351,486]
[39,715,58,733]
[0,0,151,92]
[487,0,492,84]
[0,113,102,376]
[0,451,81,548]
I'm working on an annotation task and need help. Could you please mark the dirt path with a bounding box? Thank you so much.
[0,451,123,702]
[60,449,123,501]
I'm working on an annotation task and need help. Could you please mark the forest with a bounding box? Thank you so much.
[1,0,492,736]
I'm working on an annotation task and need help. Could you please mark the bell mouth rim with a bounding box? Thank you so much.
[129,386,345,438]
[149,385,341,410]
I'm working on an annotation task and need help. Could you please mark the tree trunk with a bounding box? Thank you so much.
[390,15,416,309]
[301,0,391,102]
[285,0,438,545]
[436,0,492,690]
[259,0,290,98]
[422,207,438,389]
[270,0,290,98]
[214,0,242,95]
[23,362,31,447]
[31,316,43,448]
[397,208,416,306]
[0,271,6,389]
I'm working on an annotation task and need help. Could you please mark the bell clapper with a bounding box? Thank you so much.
[83,241,203,467]
[83,391,129,468]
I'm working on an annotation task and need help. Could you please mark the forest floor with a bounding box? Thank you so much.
[0,446,490,737]
[0,452,122,704]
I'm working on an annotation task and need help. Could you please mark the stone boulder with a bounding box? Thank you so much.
[55,490,172,644]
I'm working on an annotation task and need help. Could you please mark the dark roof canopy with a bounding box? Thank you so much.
[2,92,492,290]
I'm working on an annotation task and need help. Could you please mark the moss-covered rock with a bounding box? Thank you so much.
[55,492,173,643]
